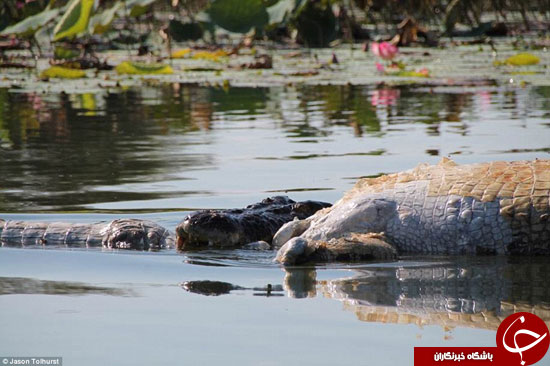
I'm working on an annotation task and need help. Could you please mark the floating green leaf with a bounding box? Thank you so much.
[115,61,173,75]
[192,50,228,62]
[53,0,95,41]
[208,0,268,33]
[172,48,191,58]
[394,70,430,77]
[505,53,540,66]
[0,7,59,38]
[41,66,86,79]
[89,2,122,35]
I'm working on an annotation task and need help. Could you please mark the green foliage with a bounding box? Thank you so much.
[0,6,59,38]
[208,0,269,33]
[292,0,336,47]
[168,19,204,41]
[89,2,122,35]
[266,0,303,25]
[53,0,95,41]
[54,46,80,59]
[123,0,157,17]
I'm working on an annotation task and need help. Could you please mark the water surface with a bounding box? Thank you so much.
[1,83,549,211]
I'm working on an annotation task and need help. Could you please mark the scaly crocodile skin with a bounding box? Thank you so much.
[0,219,173,250]
[176,196,331,249]
[276,159,550,264]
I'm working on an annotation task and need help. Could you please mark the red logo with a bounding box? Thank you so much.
[496,312,550,366]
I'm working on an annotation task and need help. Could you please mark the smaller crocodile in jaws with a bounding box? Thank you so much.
[0,219,173,250]
[175,196,331,250]
[275,158,550,264]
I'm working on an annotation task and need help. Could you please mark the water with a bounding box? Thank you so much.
[1,82,550,365]
[1,83,549,212]
[0,250,548,365]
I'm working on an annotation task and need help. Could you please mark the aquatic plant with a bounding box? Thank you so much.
[191,49,228,61]
[208,0,269,33]
[171,48,192,58]
[0,6,59,38]
[115,61,174,74]
[291,0,336,47]
[52,0,94,41]
[40,65,86,79]
[370,42,398,60]
[88,2,122,35]
[494,53,541,67]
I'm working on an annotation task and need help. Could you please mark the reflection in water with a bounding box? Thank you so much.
[0,87,215,211]
[0,84,549,211]
[182,280,283,297]
[0,276,132,296]
[370,88,400,106]
[283,258,550,330]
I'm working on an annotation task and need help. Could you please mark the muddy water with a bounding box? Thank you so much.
[0,83,549,365]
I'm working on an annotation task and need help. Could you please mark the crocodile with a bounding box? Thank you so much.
[275,158,550,264]
[0,196,329,251]
[175,196,331,250]
[0,219,173,250]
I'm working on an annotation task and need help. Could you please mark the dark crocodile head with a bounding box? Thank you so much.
[103,219,174,250]
[176,211,244,250]
[175,196,331,250]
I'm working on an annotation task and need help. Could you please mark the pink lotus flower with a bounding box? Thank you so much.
[370,42,398,60]
[417,68,429,77]
[375,62,385,73]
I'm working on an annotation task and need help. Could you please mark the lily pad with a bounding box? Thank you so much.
[41,66,86,79]
[494,53,540,66]
[53,0,95,41]
[384,67,430,78]
[192,50,228,62]
[115,61,174,75]
[172,48,192,59]
[394,70,430,77]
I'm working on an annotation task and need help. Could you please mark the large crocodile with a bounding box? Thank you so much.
[275,158,550,264]
[2,159,549,262]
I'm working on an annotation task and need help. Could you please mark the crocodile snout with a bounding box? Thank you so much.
[176,212,242,250]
